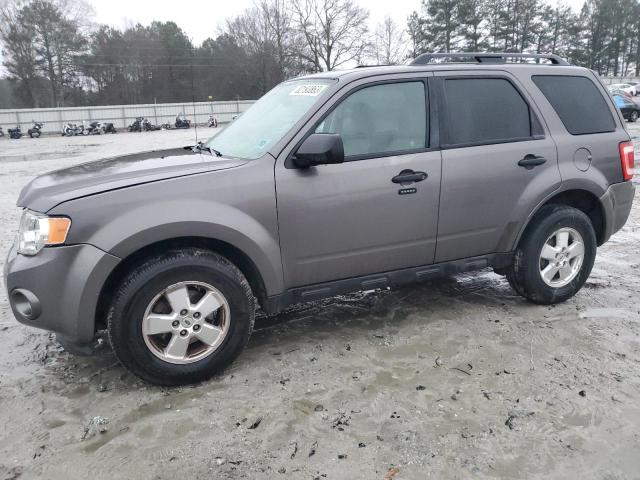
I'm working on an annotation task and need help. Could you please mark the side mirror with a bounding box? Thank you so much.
[292,133,344,168]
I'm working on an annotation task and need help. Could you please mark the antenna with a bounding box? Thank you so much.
[190,45,198,144]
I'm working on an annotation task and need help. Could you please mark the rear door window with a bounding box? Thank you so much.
[442,78,532,146]
[532,75,615,135]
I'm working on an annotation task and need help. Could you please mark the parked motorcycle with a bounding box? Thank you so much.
[142,118,161,131]
[61,123,80,136]
[83,121,103,135]
[207,114,218,128]
[101,122,117,134]
[175,113,191,129]
[8,126,22,139]
[128,117,143,132]
[28,121,44,138]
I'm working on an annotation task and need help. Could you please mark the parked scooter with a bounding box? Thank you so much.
[207,114,218,128]
[8,126,22,139]
[28,121,44,138]
[175,113,191,129]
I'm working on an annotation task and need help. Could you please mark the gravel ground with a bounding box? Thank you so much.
[0,127,639,480]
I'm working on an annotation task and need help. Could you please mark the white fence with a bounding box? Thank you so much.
[601,77,640,85]
[0,100,256,134]
[0,75,637,134]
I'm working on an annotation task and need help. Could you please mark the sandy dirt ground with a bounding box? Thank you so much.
[0,126,639,480]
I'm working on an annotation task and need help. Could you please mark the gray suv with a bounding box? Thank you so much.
[4,53,635,385]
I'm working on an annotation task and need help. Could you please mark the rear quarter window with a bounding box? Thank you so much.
[532,75,616,135]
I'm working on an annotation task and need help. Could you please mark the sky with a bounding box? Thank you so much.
[91,0,587,45]
[91,0,424,44]
[0,0,588,74]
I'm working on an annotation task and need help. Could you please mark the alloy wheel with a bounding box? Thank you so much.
[538,227,585,288]
[141,281,230,364]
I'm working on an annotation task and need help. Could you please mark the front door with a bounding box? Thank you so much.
[275,78,442,288]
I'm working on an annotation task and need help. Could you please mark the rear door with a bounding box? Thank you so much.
[434,71,561,262]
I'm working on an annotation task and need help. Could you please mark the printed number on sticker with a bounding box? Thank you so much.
[290,84,327,96]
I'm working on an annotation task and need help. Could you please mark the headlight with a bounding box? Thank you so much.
[17,209,71,256]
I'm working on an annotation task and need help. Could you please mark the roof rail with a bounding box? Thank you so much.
[410,52,570,66]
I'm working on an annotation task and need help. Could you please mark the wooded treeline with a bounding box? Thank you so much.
[0,0,638,108]
[408,0,640,77]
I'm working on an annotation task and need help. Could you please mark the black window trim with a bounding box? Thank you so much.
[437,74,545,150]
[285,77,433,168]
[532,74,616,136]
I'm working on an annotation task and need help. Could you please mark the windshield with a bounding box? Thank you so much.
[205,79,334,160]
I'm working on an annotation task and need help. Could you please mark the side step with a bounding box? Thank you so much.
[264,252,513,314]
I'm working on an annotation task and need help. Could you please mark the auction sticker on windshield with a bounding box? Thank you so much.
[290,84,327,96]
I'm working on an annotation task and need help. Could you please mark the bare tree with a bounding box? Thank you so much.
[372,15,407,65]
[227,7,276,93]
[258,0,302,76]
[292,0,370,71]
[224,0,311,93]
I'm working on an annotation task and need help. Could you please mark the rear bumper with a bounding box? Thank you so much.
[4,243,120,343]
[600,180,635,244]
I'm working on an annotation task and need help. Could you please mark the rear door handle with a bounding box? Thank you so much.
[392,169,428,184]
[518,154,547,169]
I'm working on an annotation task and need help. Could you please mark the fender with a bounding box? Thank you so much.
[511,177,608,249]
[49,162,284,295]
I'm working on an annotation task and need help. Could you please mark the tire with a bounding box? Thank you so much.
[107,249,255,385]
[506,204,596,305]
[630,111,638,122]
[506,269,526,297]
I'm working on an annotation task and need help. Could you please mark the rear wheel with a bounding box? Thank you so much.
[630,111,638,122]
[506,205,596,305]
[107,249,255,385]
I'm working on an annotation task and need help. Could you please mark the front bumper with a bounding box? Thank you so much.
[4,243,120,343]
[599,180,635,244]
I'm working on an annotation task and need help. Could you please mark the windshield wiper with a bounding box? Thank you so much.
[185,142,222,157]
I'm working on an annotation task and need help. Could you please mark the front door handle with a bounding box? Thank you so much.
[392,169,428,184]
[518,154,547,169]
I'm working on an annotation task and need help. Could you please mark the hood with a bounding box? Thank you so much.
[18,148,247,212]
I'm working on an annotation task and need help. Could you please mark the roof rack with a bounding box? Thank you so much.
[410,52,570,66]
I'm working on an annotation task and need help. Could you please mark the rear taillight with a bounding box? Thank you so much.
[619,141,635,181]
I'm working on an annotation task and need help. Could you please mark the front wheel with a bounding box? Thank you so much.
[506,205,596,305]
[630,111,639,122]
[107,249,255,385]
